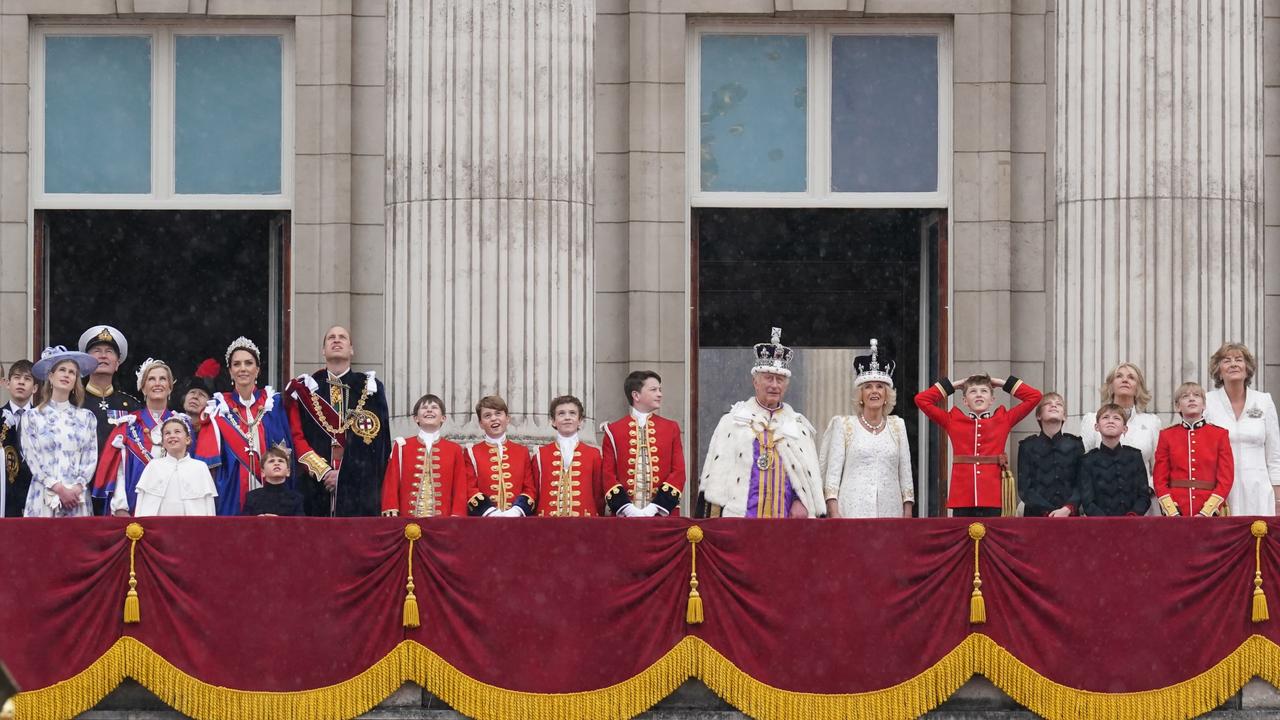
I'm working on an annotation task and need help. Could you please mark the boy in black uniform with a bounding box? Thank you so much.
[1078,404,1151,517]
[242,444,305,517]
[1017,392,1085,517]
[2,360,37,517]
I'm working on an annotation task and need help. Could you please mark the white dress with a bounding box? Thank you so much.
[820,415,913,518]
[133,454,218,517]
[1203,388,1280,516]
[21,400,96,517]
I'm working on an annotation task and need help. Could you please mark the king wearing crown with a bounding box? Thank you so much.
[697,328,825,518]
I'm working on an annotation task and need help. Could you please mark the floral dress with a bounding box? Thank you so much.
[21,400,97,517]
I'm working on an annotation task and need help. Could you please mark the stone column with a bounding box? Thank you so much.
[385,0,595,438]
[1055,0,1265,423]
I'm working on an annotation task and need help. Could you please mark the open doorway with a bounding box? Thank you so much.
[691,207,946,515]
[35,209,290,392]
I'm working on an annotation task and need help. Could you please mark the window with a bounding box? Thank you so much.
[688,22,950,207]
[32,23,293,208]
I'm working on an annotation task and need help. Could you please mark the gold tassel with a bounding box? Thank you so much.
[403,523,422,629]
[1252,520,1270,623]
[123,523,144,624]
[686,525,705,625]
[968,523,987,625]
[1000,467,1018,517]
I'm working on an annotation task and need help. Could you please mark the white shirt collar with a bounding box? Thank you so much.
[630,408,651,425]
[418,429,440,446]
[237,392,256,409]
[556,433,579,456]
[8,401,32,412]
[47,399,72,411]
[484,434,506,447]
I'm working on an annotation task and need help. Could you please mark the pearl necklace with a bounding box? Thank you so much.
[859,413,886,434]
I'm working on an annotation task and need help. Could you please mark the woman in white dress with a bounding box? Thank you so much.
[22,346,99,518]
[134,416,217,517]
[821,340,914,518]
[1080,362,1163,477]
[1203,342,1280,517]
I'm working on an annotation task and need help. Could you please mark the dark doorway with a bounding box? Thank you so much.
[37,210,289,395]
[692,207,944,514]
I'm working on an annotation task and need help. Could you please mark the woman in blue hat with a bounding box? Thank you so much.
[22,346,98,517]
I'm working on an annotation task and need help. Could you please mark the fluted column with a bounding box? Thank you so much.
[385,0,595,438]
[1055,0,1264,423]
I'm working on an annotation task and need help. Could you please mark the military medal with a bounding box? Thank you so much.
[756,454,772,471]
[4,446,17,483]
[349,409,381,445]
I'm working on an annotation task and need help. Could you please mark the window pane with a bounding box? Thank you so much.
[175,35,282,194]
[831,35,938,193]
[700,35,807,192]
[44,36,152,194]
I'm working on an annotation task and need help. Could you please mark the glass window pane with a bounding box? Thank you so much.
[44,36,152,194]
[175,35,282,195]
[831,35,938,193]
[700,35,807,192]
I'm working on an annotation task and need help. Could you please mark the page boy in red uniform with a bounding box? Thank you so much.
[1154,382,1233,517]
[533,395,605,517]
[465,395,537,517]
[381,394,475,518]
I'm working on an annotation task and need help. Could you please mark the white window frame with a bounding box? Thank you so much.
[686,19,951,209]
[30,20,294,211]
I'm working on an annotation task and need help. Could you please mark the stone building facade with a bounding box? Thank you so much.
[0,0,1277,513]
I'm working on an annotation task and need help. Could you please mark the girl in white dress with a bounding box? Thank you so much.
[1203,343,1280,517]
[22,346,99,518]
[821,340,914,519]
[134,416,217,517]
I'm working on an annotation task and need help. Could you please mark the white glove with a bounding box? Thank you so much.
[482,506,500,517]
[617,503,640,517]
[642,503,666,517]
[496,506,525,517]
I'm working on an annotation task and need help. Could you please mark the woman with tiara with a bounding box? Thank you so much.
[92,357,182,516]
[820,339,915,518]
[194,337,292,515]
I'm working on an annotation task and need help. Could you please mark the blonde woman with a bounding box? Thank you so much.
[1203,343,1280,516]
[1080,362,1162,478]
[21,346,98,517]
[821,340,913,518]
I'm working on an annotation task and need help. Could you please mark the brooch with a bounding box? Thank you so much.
[1246,407,1264,419]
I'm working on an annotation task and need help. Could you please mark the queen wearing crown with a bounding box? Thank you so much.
[697,328,824,518]
[819,340,914,519]
[194,337,293,515]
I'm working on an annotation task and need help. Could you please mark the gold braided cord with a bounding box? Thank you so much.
[16,634,1280,720]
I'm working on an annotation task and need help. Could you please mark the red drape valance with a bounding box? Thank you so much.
[2,517,1278,719]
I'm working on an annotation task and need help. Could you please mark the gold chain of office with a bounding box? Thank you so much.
[309,385,380,445]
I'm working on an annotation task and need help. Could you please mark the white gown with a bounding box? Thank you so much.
[1203,388,1280,516]
[820,415,913,518]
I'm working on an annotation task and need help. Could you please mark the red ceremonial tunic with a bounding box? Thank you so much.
[600,413,687,515]
[465,440,537,514]
[1153,419,1234,517]
[533,441,605,517]
[381,435,476,518]
[914,377,1042,509]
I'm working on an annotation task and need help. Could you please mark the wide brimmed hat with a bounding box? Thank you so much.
[78,325,128,363]
[853,338,895,388]
[32,345,98,381]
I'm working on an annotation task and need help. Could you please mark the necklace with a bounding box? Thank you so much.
[859,413,887,433]
[308,382,378,444]
[754,429,778,470]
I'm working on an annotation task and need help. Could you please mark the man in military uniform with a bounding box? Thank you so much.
[285,326,392,516]
[78,325,140,453]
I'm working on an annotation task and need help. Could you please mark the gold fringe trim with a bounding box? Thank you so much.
[16,634,1280,720]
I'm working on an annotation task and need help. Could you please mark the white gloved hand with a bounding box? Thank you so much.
[642,503,666,517]
[617,503,640,517]
[496,506,525,517]
[482,506,500,517]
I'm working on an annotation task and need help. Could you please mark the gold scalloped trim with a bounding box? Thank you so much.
[14,634,1280,720]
